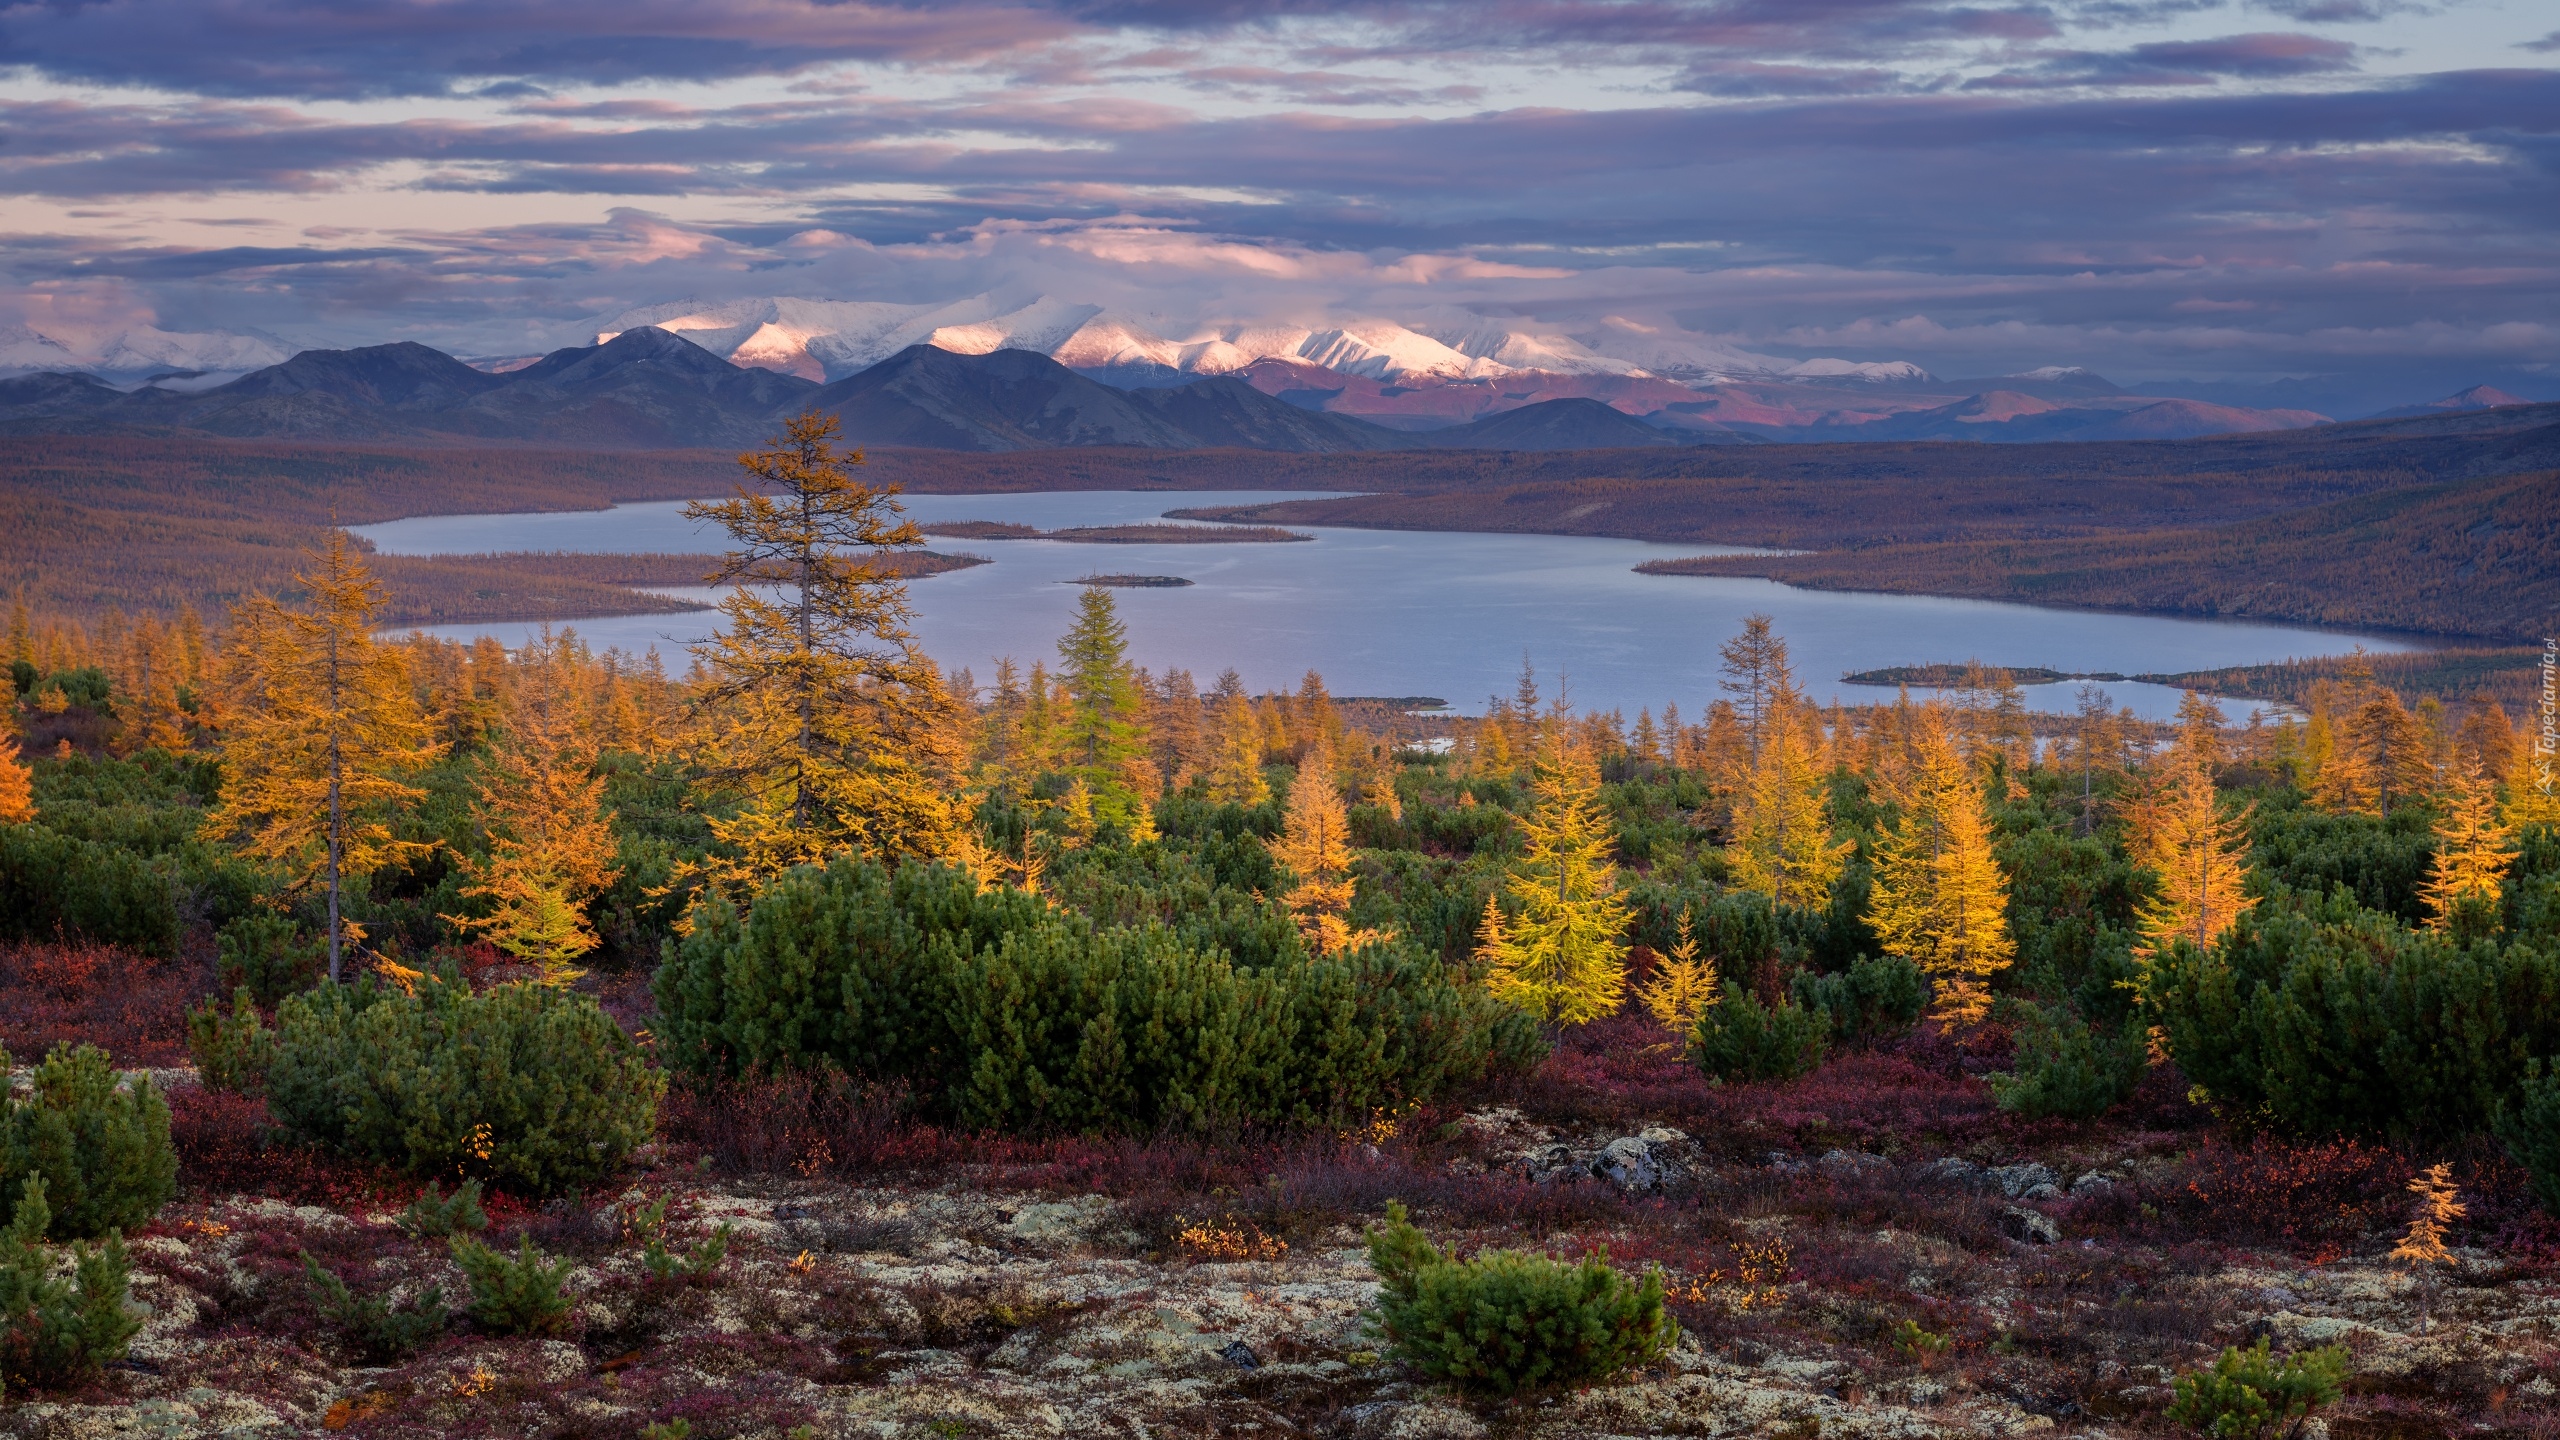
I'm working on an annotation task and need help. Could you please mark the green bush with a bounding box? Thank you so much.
[1363,1201,1676,1394]
[654,858,1045,1078]
[0,1176,140,1397]
[0,1044,176,1241]
[627,1193,730,1284]
[1988,1003,2149,1120]
[266,974,662,1195]
[659,858,1540,1133]
[2145,890,2560,1138]
[0,823,180,956]
[450,1234,575,1336]
[1791,954,1927,1043]
[2495,1061,2560,1216]
[215,913,321,1007]
[2165,1339,2349,1439]
[185,989,279,1096]
[1690,980,1829,1084]
[301,1251,447,1362]
[396,1179,489,1239]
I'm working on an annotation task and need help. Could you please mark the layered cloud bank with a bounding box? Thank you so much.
[0,0,2552,411]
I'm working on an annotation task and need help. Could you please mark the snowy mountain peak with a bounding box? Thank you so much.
[1782,358,1936,383]
[0,323,289,380]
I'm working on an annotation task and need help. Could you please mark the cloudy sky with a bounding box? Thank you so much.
[1,0,2553,397]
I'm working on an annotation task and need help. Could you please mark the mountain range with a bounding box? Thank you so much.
[0,313,2536,453]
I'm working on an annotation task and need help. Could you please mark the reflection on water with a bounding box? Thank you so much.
[353,492,2416,722]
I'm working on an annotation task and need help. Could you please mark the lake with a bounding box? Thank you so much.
[352,491,2417,722]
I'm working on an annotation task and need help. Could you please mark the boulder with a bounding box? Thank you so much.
[2000,1206,2061,1245]
[1591,1137,1664,1191]
[1990,1163,2062,1200]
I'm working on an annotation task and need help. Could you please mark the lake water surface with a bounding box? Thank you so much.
[352,491,2416,722]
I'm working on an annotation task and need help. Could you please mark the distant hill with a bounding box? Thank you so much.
[1419,397,1692,450]
[2368,383,2536,420]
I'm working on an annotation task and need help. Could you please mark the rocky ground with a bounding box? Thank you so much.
[8,1097,2557,1440]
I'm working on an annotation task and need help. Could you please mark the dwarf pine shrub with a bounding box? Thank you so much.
[2165,1339,2349,1439]
[301,1251,447,1362]
[215,913,322,1007]
[2146,890,2560,1138]
[1363,1201,1675,1394]
[395,1179,489,1239]
[658,857,1538,1132]
[451,1234,576,1336]
[185,988,280,1095]
[2495,1061,2560,1216]
[1791,953,1927,1044]
[1988,1002,2148,1120]
[267,972,662,1196]
[0,1043,176,1241]
[0,1176,141,1397]
[1690,980,1829,1084]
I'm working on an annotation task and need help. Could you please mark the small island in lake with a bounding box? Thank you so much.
[1067,573,1194,588]
[1842,663,2124,687]
[924,520,1310,543]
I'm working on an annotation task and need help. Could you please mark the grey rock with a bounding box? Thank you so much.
[1220,1339,1260,1369]
[2070,1172,2116,1197]
[2000,1206,2061,1245]
[1591,1137,1663,1191]
[1989,1162,2060,1199]
[1916,1158,1988,1190]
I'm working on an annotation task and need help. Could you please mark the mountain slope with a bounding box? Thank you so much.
[803,346,1411,452]
[1420,397,1688,450]
[451,327,818,446]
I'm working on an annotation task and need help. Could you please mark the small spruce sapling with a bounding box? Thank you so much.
[2390,1162,2463,1333]
[0,1043,177,1241]
[626,1192,731,1284]
[2165,1339,2348,1440]
[449,1234,576,1336]
[0,1175,141,1397]
[395,1180,488,1240]
[300,1252,447,1362]
[184,989,279,1095]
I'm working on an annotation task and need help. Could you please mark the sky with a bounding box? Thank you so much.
[1,0,2554,398]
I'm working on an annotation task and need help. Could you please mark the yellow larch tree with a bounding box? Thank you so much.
[2420,755,2515,929]
[2508,722,2560,829]
[683,412,970,895]
[1267,742,1387,956]
[2130,753,2257,963]
[1867,709,2014,1026]
[1729,695,1850,910]
[114,613,188,754]
[1477,726,1632,1025]
[0,732,34,825]
[447,631,622,982]
[1205,686,1270,805]
[202,531,442,981]
[1632,909,1719,1038]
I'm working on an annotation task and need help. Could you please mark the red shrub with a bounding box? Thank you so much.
[167,1083,410,1208]
[0,938,208,1065]
[2137,1134,2554,1261]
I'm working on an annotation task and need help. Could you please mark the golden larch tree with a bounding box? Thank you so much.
[1729,697,1850,910]
[203,532,442,981]
[1868,710,2015,1025]
[2130,753,2257,962]
[1205,686,1270,805]
[1477,726,1632,1025]
[0,733,34,825]
[1632,910,1719,1038]
[1267,742,1386,956]
[683,412,970,892]
[2420,755,2514,929]
[448,631,622,982]
[2508,724,2560,828]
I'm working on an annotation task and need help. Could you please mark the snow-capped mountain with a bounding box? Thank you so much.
[590,293,1914,390]
[0,323,291,380]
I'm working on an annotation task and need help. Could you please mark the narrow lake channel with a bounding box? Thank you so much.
[352,491,2417,721]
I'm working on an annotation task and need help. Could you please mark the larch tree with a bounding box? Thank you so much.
[1718,612,1788,762]
[1477,726,1632,1025]
[2508,724,2560,829]
[203,531,442,982]
[1055,585,1154,834]
[1632,910,1719,1038]
[1267,742,1385,956]
[1867,711,2014,1026]
[115,613,188,754]
[2421,755,2515,929]
[0,732,34,825]
[1729,699,1850,910]
[1205,685,1269,805]
[683,411,969,891]
[2130,753,2257,963]
[447,630,621,982]
[2174,690,2225,768]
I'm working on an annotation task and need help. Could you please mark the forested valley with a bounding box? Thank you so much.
[4,415,2559,1437]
